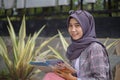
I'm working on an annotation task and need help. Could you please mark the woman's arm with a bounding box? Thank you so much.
[76,43,110,80]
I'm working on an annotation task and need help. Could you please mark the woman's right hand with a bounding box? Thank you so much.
[53,67,77,80]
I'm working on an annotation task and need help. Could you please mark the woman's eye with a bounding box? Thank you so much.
[68,25,72,27]
[75,25,80,28]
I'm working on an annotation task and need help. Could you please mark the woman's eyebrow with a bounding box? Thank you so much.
[69,22,79,25]
[75,23,79,25]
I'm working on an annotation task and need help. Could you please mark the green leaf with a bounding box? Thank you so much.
[19,15,26,40]
[48,45,64,61]
[37,50,51,60]
[103,37,109,46]
[35,34,59,56]
[58,30,68,51]
[106,39,119,50]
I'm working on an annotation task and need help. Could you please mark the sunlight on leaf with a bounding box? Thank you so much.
[58,30,68,51]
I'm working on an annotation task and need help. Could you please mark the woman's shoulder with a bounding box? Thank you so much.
[87,42,107,57]
[89,42,104,49]
[87,42,105,52]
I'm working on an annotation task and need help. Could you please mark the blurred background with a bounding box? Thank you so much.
[0,0,120,38]
[0,0,119,17]
[0,0,120,80]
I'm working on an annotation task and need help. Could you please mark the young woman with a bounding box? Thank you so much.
[42,10,112,80]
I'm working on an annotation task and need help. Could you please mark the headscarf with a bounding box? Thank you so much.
[66,10,101,60]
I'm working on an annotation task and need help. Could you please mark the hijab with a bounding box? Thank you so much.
[66,10,101,60]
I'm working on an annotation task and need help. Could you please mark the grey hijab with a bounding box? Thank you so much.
[66,10,101,60]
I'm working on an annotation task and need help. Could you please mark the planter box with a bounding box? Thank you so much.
[84,0,96,3]
[3,0,15,9]
[25,0,57,8]
[57,0,69,6]
[0,0,2,8]
[16,0,70,9]
[16,0,24,9]
[17,0,57,9]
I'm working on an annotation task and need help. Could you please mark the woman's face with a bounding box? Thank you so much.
[68,18,83,40]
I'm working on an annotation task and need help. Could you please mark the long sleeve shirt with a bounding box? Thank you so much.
[71,42,112,80]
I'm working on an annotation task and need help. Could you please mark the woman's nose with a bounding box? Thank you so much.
[71,26,76,31]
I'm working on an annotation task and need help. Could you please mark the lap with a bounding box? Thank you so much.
[42,72,65,80]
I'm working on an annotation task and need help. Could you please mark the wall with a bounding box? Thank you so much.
[0,17,120,38]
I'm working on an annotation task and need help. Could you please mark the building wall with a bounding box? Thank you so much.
[0,17,120,38]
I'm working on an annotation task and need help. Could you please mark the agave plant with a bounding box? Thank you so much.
[103,38,119,51]
[103,38,120,69]
[0,16,58,80]
[47,30,69,63]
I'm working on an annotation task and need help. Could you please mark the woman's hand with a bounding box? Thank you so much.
[53,62,77,80]
[54,69,77,80]
[53,62,75,73]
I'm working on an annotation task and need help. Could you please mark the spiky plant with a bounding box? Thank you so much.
[0,16,58,80]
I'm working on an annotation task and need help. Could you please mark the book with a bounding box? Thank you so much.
[29,59,76,73]
[30,59,63,66]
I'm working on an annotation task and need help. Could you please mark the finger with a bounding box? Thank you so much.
[55,72,65,78]
[54,70,64,77]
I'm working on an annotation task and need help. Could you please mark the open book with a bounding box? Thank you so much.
[29,59,76,73]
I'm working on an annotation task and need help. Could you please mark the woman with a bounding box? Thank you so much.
[42,10,112,80]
